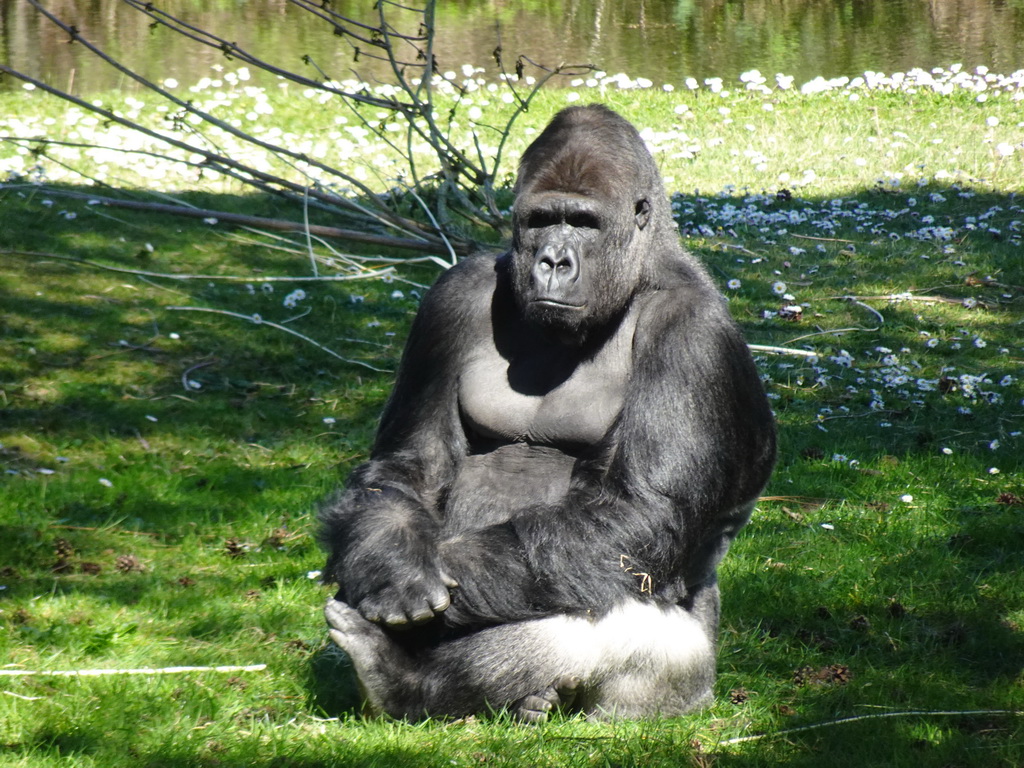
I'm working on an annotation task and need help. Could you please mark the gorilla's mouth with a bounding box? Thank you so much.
[531,299,586,310]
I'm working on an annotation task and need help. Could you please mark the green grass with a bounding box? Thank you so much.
[1,66,1023,766]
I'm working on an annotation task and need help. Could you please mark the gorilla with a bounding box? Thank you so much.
[320,104,776,721]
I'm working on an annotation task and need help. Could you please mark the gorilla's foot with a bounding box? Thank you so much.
[325,598,416,715]
[512,675,581,723]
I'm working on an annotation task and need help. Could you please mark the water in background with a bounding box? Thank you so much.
[3,0,1024,95]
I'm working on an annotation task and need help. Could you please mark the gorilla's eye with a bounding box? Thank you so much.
[527,211,562,230]
[565,212,600,230]
[526,210,600,231]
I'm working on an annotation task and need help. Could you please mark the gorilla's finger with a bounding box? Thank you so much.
[380,611,409,627]
[406,603,436,624]
[428,587,451,613]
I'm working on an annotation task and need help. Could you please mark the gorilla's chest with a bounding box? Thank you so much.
[458,315,635,449]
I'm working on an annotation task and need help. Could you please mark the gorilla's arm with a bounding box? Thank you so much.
[319,262,484,626]
[440,278,776,627]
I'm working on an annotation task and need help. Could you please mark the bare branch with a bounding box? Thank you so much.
[166,306,391,373]
[13,0,590,256]
[722,709,1023,747]
[0,665,268,678]
[1,249,396,283]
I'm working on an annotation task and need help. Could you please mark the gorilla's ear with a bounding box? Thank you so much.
[635,198,652,230]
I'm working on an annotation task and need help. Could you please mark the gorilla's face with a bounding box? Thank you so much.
[508,106,660,342]
[511,192,650,339]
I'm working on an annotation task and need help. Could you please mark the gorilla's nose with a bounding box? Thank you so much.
[534,243,580,295]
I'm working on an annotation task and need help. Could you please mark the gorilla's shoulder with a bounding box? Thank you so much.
[638,253,738,330]
[414,253,501,330]
[429,253,501,296]
[649,251,722,300]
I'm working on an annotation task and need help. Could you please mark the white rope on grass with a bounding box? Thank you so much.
[0,664,267,678]
[721,708,1022,746]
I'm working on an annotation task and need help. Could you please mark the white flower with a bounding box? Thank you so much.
[323,417,336,425]
[99,478,113,488]
[830,350,854,367]
[772,281,787,295]
[727,279,742,290]
[900,494,914,503]
[283,288,307,308]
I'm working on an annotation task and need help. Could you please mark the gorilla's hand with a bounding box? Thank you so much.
[344,559,458,628]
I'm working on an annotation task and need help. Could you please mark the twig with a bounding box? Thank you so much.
[790,233,858,244]
[181,360,218,392]
[166,306,390,373]
[831,292,964,306]
[721,709,1022,746]
[2,249,395,283]
[834,295,885,324]
[748,344,819,358]
[302,187,318,278]
[783,327,880,345]
[717,243,764,259]
[0,187,457,255]
[0,664,267,678]
[3,691,45,700]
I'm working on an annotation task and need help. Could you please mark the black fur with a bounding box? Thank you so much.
[320,105,776,720]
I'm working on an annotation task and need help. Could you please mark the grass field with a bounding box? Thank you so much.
[1,65,1023,766]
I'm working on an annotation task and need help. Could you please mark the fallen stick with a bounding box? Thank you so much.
[1,188,460,256]
[0,664,267,678]
[748,344,819,358]
[721,708,1022,746]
